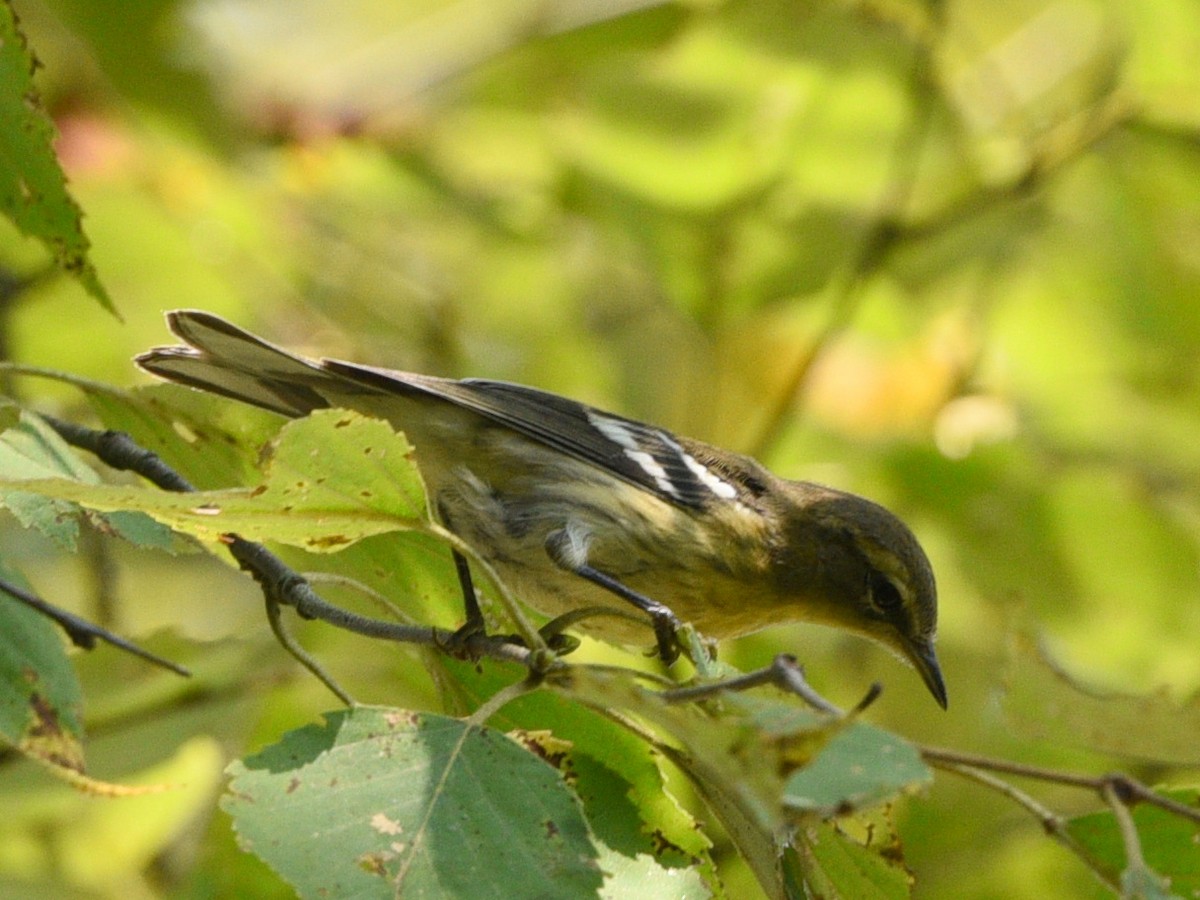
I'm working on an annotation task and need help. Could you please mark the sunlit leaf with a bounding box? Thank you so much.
[0,3,113,312]
[549,665,851,899]
[509,727,715,898]
[0,410,431,552]
[85,382,284,490]
[0,409,178,552]
[596,845,713,900]
[436,656,717,880]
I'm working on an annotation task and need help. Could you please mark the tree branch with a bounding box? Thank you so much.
[0,574,190,676]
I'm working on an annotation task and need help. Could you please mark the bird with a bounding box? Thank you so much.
[138,310,946,707]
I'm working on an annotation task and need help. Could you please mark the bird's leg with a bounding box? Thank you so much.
[433,549,490,659]
[445,548,578,656]
[545,528,682,664]
[451,549,485,636]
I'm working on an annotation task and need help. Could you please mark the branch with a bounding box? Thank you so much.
[922,743,1198,892]
[42,415,558,701]
[42,412,1200,895]
[42,417,860,715]
[660,652,878,717]
[921,745,1200,826]
[0,574,190,676]
[936,760,1117,892]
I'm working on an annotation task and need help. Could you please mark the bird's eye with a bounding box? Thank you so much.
[869,572,904,617]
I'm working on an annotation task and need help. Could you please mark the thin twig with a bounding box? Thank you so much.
[43,415,196,492]
[921,745,1101,789]
[926,747,1195,892]
[936,762,1117,892]
[1115,777,1200,825]
[303,572,419,625]
[0,575,190,676]
[660,653,862,716]
[466,676,540,727]
[921,745,1200,827]
[42,417,554,694]
[261,587,353,706]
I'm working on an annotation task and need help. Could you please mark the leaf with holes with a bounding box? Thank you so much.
[0,410,431,553]
[223,706,603,899]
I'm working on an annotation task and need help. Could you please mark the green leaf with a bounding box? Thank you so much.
[788,821,913,900]
[0,409,178,552]
[2,361,282,497]
[249,408,430,538]
[0,560,85,773]
[549,666,843,900]
[596,846,712,899]
[0,409,96,550]
[1004,633,1200,766]
[1067,788,1198,898]
[782,722,932,818]
[224,707,603,899]
[509,728,714,899]
[0,2,113,313]
[438,657,716,874]
[0,410,432,552]
[85,382,285,490]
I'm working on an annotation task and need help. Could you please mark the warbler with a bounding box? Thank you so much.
[138,311,946,707]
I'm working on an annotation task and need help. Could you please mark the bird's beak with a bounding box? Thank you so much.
[905,638,948,709]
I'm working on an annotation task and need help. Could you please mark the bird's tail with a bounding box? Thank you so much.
[136,310,359,417]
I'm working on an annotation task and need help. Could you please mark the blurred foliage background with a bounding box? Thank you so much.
[1,0,1198,897]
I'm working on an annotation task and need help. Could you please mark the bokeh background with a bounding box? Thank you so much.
[2,0,1198,897]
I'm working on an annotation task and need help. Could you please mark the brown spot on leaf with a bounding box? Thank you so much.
[22,691,83,772]
[307,534,352,549]
[27,692,61,739]
[357,851,391,877]
[511,730,570,770]
[649,829,689,859]
[384,710,420,728]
